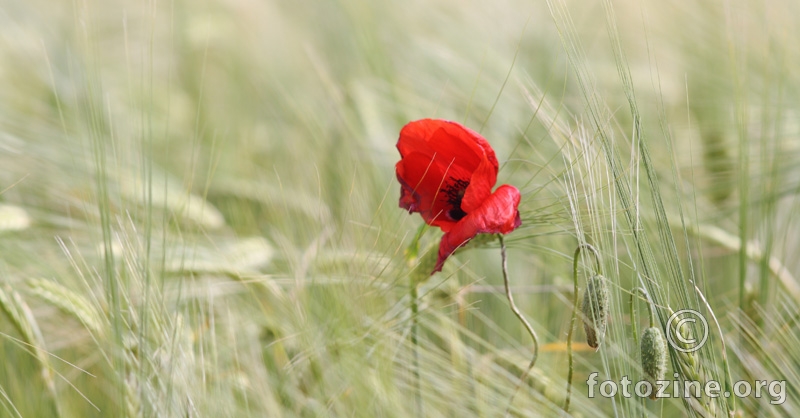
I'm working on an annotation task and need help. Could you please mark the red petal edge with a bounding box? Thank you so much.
[396,119,499,228]
[433,184,522,273]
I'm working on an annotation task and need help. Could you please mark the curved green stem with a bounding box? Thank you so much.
[573,243,603,278]
[565,243,602,413]
[500,235,539,417]
[630,287,655,327]
[629,287,654,351]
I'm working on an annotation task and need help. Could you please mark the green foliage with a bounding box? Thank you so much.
[0,0,798,416]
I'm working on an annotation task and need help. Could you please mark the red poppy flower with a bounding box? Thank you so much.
[395,118,522,273]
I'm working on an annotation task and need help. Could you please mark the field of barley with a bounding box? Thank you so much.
[0,0,798,416]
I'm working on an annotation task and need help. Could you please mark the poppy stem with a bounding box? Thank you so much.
[565,243,602,413]
[499,234,539,417]
[404,222,427,417]
[410,281,423,417]
[629,286,655,335]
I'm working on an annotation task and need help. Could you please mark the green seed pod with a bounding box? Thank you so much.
[581,274,609,349]
[640,326,668,400]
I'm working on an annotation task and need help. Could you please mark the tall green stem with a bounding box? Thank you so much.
[565,243,602,412]
[410,281,423,417]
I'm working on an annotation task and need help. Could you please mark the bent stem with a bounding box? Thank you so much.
[499,235,539,417]
[565,243,602,413]
[629,286,656,346]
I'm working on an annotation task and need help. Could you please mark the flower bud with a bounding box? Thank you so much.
[581,274,609,349]
[640,326,668,399]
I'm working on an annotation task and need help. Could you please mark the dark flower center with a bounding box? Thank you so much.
[442,178,469,221]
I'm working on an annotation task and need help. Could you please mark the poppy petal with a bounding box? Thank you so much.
[396,118,521,274]
[396,119,502,230]
[433,184,522,273]
[395,151,474,230]
[460,157,496,213]
[397,119,499,174]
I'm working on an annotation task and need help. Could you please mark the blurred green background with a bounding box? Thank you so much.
[0,0,798,416]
